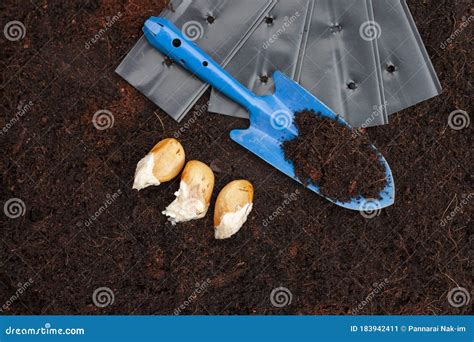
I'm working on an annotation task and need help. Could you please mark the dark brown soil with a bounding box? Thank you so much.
[282,110,387,201]
[1,0,472,315]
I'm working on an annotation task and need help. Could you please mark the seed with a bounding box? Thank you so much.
[133,138,185,190]
[214,180,254,239]
[162,160,215,224]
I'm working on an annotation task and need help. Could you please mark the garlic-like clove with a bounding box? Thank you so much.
[214,180,254,239]
[162,160,214,224]
[133,138,185,190]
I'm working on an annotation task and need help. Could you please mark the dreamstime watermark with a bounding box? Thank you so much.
[174,278,211,315]
[440,193,473,227]
[448,109,470,130]
[5,323,85,336]
[0,278,34,313]
[181,20,204,41]
[440,15,473,50]
[270,287,293,308]
[262,189,300,227]
[3,20,26,41]
[359,20,381,41]
[3,198,26,219]
[359,198,382,219]
[77,189,122,228]
[1,100,34,136]
[262,12,301,49]
[352,101,388,138]
[352,278,389,314]
[270,109,293,130]
[173,102,209,138]
[92,109,115,130]
[84,12,123,49]
[447,287,470,308]
[92,287,115,308]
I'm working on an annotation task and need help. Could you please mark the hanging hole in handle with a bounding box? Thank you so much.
[172,39,181,47]
[202,61,208,67]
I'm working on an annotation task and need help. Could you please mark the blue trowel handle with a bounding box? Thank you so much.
[143,17,258,111]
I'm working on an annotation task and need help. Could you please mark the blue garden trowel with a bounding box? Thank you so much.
[143,17,395,210]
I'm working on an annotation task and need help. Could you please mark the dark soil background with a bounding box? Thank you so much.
[1,0,472,314]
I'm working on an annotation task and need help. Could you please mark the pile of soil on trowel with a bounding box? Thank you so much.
[282,110,387,202]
